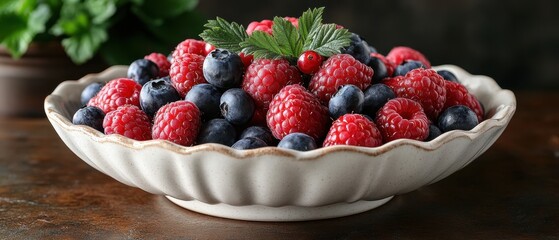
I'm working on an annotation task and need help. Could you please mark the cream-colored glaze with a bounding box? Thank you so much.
[44,65,516,221]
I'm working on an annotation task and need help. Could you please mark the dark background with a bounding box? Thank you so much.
[196,0,559,91]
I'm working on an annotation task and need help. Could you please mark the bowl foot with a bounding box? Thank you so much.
[166,196,393,222]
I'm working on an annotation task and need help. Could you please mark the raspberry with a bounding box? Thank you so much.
[386,46,431,68]
[87,78,142,113]
[323,114,382,147]
[172,39,207,60]
[204,43,216,55]
[103,105,151,141]
[242,58,302,124]
[383,68,446,120]
[375,98,429,142]
[309,54,374,103]
[443,81,484,122]
[169,53,207,97]
[152,101,201,146]
[371,53,395,77]
[266,84,329,141]
[246,17,298,35]
[144,53,171,77]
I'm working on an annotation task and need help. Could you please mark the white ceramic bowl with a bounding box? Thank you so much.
[45,65,516,221]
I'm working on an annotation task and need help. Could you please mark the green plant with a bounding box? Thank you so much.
[0,0,204,65]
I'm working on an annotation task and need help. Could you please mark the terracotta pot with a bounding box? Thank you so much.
[0,42,107,117]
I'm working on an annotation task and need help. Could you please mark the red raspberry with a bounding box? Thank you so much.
[172,39,207,60]
[309,54,374,104]
[145,53,171,77]
[386,46,431,68]
[242,58,302,124]
[246,17,298,35]
[443,81,484,122]
[370,53,395,77]
[169,53,207,97]
[323,114,382,147]
[375,98,429,142]
[239,52,254,68]
[383,68,446,120]
[152,101,201,146]
[103,105,151,141]
[204,43,216,55]
[88,78,141,113]
[266,84,329,141]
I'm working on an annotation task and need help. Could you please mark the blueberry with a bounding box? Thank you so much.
[72,106,105,132]
[80,82,104,106]
[437,70,459,82]
[220,88,255,125]
[342,33,371,64]
[140,79,181,118]
[277,133,317,151]
[329,85,364,120]
[197,118,237,146]
[239,126,276,146]
[128,59,159,86]
[437,105,479,132]
[231,137,267,150]
[203,49,244,89]
[367,56,388,81]
[366,42,378,54]
[362,84,396,118]
[426,124,442,141]
[394,60,426,76]
[185,83,222,120]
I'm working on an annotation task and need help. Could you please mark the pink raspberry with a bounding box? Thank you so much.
[375,98,429,142]
[386,46,431,68]
[103,105,151,141]
[323,114,383,147]
[144,53,171,77]
[152,101,201,146]
[169,53,207,97]
[87,78,141,113]
[172,39,207,60]
[309,54,374,104]
[266,84,329,141]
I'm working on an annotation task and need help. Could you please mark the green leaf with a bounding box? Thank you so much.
[85,0,116,24]
[298,7,323,43]
[303,24,351,57]
[0,0,20,13]
[240,31,283,59]
[0,4,50,58]
[50,2,89,36]
[271,16,301,57]
[199,17,248,52]
[61,26,108,64]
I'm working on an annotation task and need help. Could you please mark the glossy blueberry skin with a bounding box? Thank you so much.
[72,106,105,132]
[220,88,255,125]
[437,70,459,82]
[203,49,244,89]
[128,59,159,86]
[80,82,104,106]
[277,133,317,151]
[362,83,396,118]
[140,79,181,118]
[366,41,378,54]
[437,105,479,132]
[185,83,222,120]
[329,85,365,120]
[197,118,237,146]
[341,33,371,65]
[426,124,442,141]
[231,137,268,150]
[394,60,426,76]
[239,126,275,146]
[367,56,388,81]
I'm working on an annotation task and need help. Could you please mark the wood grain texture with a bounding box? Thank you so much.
[1,91,558,239]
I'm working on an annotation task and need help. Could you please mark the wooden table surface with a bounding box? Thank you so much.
[1,91,558,239]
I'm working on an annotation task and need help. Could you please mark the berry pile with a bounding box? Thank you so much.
[73,7,484,151]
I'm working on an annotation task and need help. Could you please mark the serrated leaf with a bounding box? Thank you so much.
[298,7,323,43]
[271,16,301,57]
[199,17,248,52]
[62,26,108,64]
[303,24,351,57]
[240,31,283,59]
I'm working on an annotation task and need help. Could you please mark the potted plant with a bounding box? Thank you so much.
[0,0,203,117]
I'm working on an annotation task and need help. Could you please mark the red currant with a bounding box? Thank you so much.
[297,50,323,74]
[204,43,216,56]
[239,52,254,68]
